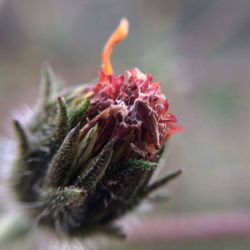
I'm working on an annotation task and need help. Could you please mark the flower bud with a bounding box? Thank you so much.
[9,19,182,240]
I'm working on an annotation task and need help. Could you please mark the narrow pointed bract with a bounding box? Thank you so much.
[13,120,29,155]
[143,169,182,196]
[76,139,114,190]
[44,123,80,188]
[41,187,87,219]
[99,224,126,240]
[68,95,90,127]
[40,64,56,110]
[50,97,69,147]
[66,124,99,183]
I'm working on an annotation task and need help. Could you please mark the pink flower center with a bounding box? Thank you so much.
[81,68,181,159]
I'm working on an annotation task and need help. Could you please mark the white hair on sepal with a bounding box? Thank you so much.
[0,104,36,211]
[38,232,98,250]
[0,136,16,208]
[11,104,36,127]
[0,136,15,180]
[1,104,35,179]
[118,212,141,241]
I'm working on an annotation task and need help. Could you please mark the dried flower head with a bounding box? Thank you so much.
[5,18,182,242]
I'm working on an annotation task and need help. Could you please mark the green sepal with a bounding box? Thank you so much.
[75,139,114,191]
[44,123,81,188]
[98,224,126,240]
[157,145,166,162]
[65,124,99,184]
[128,159,157,169]
[39,187,87,222]
[44,96,69,148]
[13,120,29,155]
[68,95,90,127]
[115,159,157,172]
[125,160,156,199]
[40,64,61,111]
[42,187,87,211]
[40,65,52,110]
[109,132,134,166]
[143,169,182,196]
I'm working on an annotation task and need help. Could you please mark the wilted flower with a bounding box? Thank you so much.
[6,18,181,241]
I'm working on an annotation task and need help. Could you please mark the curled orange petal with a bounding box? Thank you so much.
[102,18,129,75]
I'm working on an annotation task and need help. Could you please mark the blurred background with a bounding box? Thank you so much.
[0,0,250,249]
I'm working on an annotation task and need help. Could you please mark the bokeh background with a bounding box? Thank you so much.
[0,0,250,249]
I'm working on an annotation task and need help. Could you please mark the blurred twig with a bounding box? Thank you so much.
[125,212,250,242]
